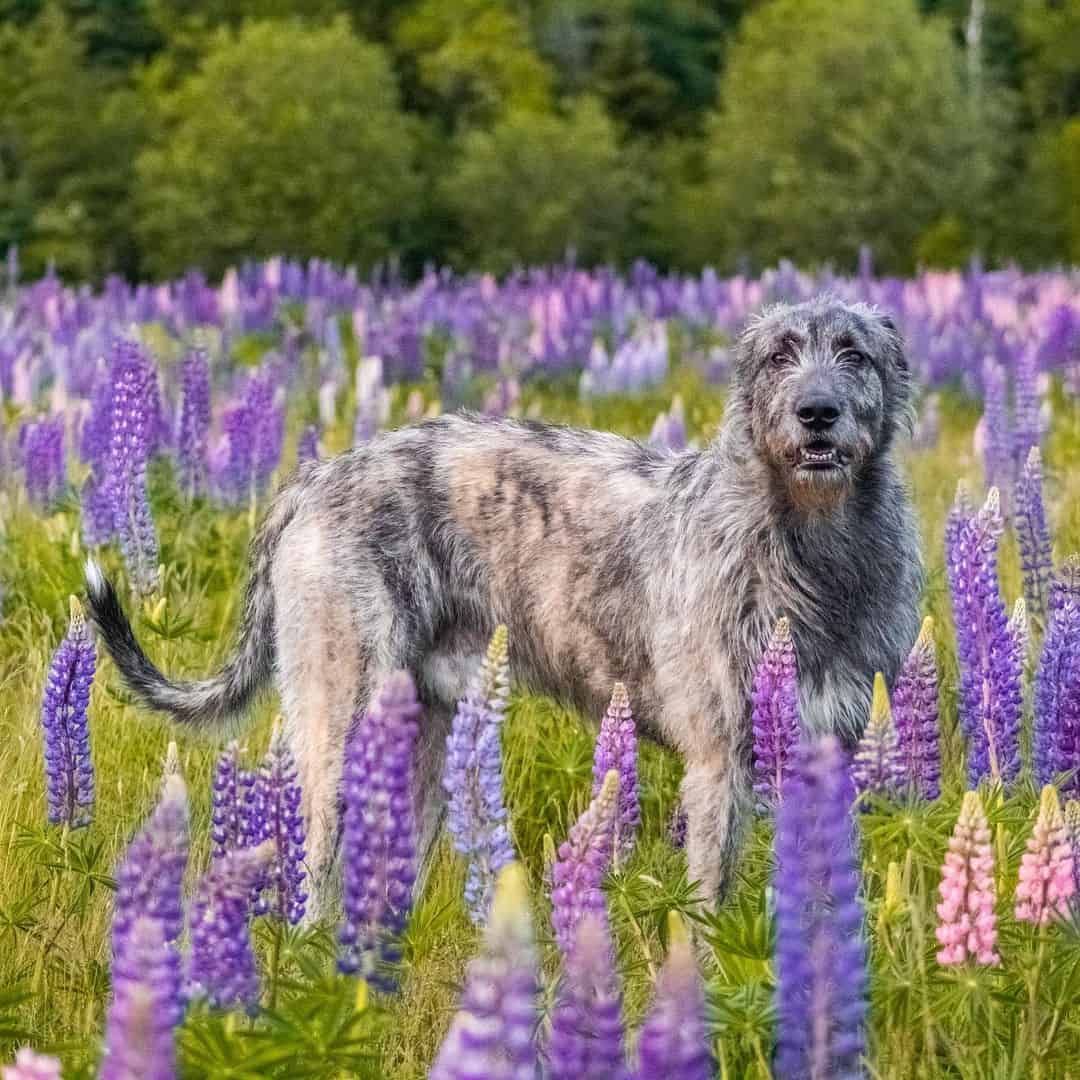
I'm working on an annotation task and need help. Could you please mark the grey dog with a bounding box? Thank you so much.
[86,295,923,915]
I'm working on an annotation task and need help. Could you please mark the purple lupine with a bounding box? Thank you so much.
[1066,799,1080,896]
[947,488,1024,786]
[551,770,619,952]
[338,672,420,988]
[634,911,712,1080]
[216,401,254,506]
[80,471,115,548]
[1033,558,1080,795]
[891,617,941,801]
[187,843,273,1011]
[354,356,388,444]
[101,916,181,1080]
[547,913,627,1080]
[297,424,320,463]
[246,371,284,496]
[851,673,905,800]
[648,397,687,452]
[774,737,866,1080]
[1015,446,1054,623]
[1,1048,62,1080]
[176,348,210,499]
[1012,345,1042,470]
[112,773,189,957]
[980,358,1011,494]
[944,481,974,596]
[20,416,66,508]
[249,722,307,924]
[443,626,515,925]
[430,863,540,1080]
[210,741,257,861]
[592,683,640,861]
[40,596,95,827]
[751,616,801,809]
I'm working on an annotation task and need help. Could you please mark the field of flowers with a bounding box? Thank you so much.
[1,256,1080,1079]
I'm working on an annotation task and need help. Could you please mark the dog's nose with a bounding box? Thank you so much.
[795,395,841,431]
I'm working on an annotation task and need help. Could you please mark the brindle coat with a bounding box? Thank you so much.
[86,296,923,916]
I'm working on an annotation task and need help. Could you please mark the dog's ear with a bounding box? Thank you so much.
[875,312,907,371]
[873,310,915,434]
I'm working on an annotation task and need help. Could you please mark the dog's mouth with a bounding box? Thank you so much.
[794,441,847,472]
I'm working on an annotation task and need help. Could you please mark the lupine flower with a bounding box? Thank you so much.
[980,358,1011,494]
[188,843,273,1011]
[943,481,974,593]
[851,673,905,800]
[935,791,1000,966]
[547,914,627,1080]
[1033,559,1080,795]
[774,737,866,1080]
[297,424,320,463]
[354,355,389,444]
[339,672,420,987]
[40,596,95,827]
[80,471,115,548]
[112,773,189,956]
[430,862,540,1080]
[1012,346,1042,470]
[1014,446,1053,622]
[1066,800,1080,896]
[634,911,712,1080]
[177,348,210,498]
[751,616,801,809]
[210,740,257,861]
[667,803,687,849]
[249,721,307,923]
[946,488,1023,786]
[891,616,941,801]
[648,396,687,452]
[101,916,181,1080]
[592,683,640,859]
[443,626,515,925]
[20,416,65,508]
[1008,598,1029,666]
[246,371,284,495]
[1015,785,1076,925]
[551,770,619,952]
[1,1048,62,1080]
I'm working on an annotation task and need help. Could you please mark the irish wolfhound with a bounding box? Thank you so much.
[86,296,923,914]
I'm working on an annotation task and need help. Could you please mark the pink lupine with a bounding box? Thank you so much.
[1014,785,1076,926]
[935,791,1000,966]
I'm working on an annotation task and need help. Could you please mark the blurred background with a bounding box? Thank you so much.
[0,0,1076,284]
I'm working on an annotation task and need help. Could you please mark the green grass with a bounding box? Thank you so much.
[2,369,1080,1078]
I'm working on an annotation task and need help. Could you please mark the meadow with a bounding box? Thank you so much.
[1,260,1080,1079]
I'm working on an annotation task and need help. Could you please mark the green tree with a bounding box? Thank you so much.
[1018,0,1080,123]
[699,0,1012,272]
[441,96,640,272]
[133,17,418,279]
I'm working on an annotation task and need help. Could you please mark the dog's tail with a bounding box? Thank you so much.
[84,483,302,733]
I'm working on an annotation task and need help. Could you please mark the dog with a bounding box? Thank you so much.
[86,296,923,916]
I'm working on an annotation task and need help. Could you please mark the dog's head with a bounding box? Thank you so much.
[730,297,913,510]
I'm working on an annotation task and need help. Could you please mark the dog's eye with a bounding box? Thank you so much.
[769,352,792,369]
[838,350,866,367]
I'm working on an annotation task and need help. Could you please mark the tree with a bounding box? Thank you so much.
[440,96,640,272]
[133,17,418,279]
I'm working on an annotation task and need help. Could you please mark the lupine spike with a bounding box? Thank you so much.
[891,616,941,801]
[1066,800,1080,895]
[444,626,515,924]
[177,348,210,498]
[592,683,640,859]
[774,737,866,1080]
[297,424,320,463]
[751,616,801,809]
[339,672,420,988]
[211,740,257,861]
[551,770,619,952]
[430,862,540,1080]
[1009,597,1029,666]
[1015,446,1054,622]
[935,791,1000,965]
[187,843,273,1011]
[980,359,1011,495]
[1014,785,1076,925]
[1,1049,61,1080]
[851,673,905,800]
[634,911,712,1080]
[40,595,96,827]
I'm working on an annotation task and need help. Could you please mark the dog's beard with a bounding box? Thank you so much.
[787,461,854,511]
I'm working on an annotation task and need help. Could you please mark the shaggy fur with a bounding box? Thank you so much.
[86,296,923,915]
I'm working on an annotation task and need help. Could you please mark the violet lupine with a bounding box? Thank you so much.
[111,773,189,958]
[935,791,999,966]
[101,916,181,1080]
[297,424,320,463]
[1012,345,1042,470]
[443,626,515,925]
[1,1049,61,1080]
[249,721,307,924]
[40,596,95,827]
[648,396,687,452]
[943,481,974,595]
[429,863,540,1080]
[1008,598,1029,667]
[946,488,1023,786]
[1033,559,1080,795]
[891,616,941,801]
[176,348,210,498]
[551,769,619,953]
[634,911,712,1080]
[851,673,905,800]
[1014,446,1054,623]
[547,913,627,1080]
[1066,800,1080,896]
[592,683,640,860]
[750,616,801,809]
[774,736,866,1080]
[338,672,420,988]
[210,740,257,861]
[187,843,273,1011]
[1014,785,1076,926]
[246,371,284,496]
[980,358,1011,494]
[20,416,65,508]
